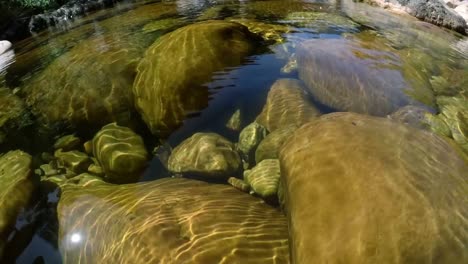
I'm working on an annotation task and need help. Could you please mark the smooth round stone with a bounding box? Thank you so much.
[168,133,242,179]
[58,178,289,263]
[0,150,34,259]
[238,122,267,161]
[244,159,281,200]
[92,123,148,183]
[54,134,81,151]
[256,78,320,132]
[280,112,468,263]
[255,125,297,164]
[133,20,259,137]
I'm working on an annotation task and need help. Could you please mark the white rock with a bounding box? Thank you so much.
[454,3,468,23]
[0,40,12,55]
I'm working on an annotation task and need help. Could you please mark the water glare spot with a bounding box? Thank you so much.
[70,233,82,244]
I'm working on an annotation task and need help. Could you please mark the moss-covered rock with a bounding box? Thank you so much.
[58,178,289,263]
[227,18,292,43]
[228,177,250,193]
[92,123,148,183]
[255,125,297,164]
[0,150,34,259]
[280,112,468,263]
[256,78,320,132]
[142,18,184,33]
[434,95,468,153]
[133,20,260,137]
[244,159,281,201]
[168,133,242,179]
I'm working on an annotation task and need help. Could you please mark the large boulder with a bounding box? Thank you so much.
[24,33,144,129]
[256,78,320,132]
[297,37,423,116]
[168,133,242,179]
[58,178,289,263]
[133,20,259,137]
[92,123,148,183]
[0,150,34,259]
[279,112,468,263]
[397,0,467,34]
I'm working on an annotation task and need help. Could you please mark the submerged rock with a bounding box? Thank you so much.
[228,177,251,193]
[54,149,91,175]
[255,125,297,164]
[282,12,360,33]
[133,20,259,137]
[434,95,468,152]
[238,122,267,162]
[297,37,421,116]
[226,109,242,131]
[142,18,184,33]
[0,150,34,259]
[280,112,468,263]
[24,33,144,129]
[0,87,31,145]
[388,105,432,129]
[168,133,242,179]
[256,78,320,132]
[92,123,148,183]
[227,19,292,43]
[244,159,281,201]
[58,178,289,263]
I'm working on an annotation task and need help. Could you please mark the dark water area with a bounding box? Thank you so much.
[0,0,467,263]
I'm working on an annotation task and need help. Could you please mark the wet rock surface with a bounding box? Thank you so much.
[244,159,281,201]
[280,112,468,263]
[0,150,34,259]
[168,133,242,179]
[256,78,320,132]
[133,20,260,137]
[255,125,297,163]
[238,122,267,163]
[92,123,148,183]
[58,177,289,263]
[297,37,422,116]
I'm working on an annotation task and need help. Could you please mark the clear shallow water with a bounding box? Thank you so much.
[0,0,467,263]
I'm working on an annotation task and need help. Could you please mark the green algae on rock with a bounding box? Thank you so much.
[142,18,185,34]
[244,159,281,201]
[0,150,34,259]
[133,20,260,137]
[279,112,468,263]
[92,123,148,183]
[238,122,267,163]
[168,133,242,179]
[255,125,297,164]
[227,18,292,43]
[58,178,289,263]
[256,78,320,132]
